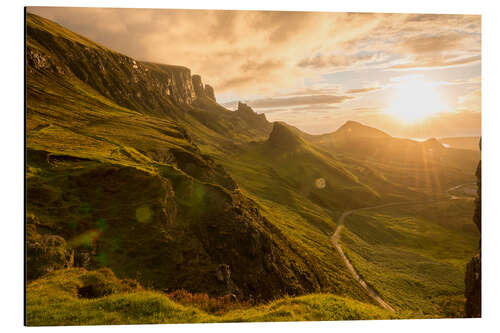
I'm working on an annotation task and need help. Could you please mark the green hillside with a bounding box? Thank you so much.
[26,268,397,326]
[340,199,478,316]
[25,12,480,325]
[306,121,479,194]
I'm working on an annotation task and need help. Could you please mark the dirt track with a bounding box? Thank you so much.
[330,186,472,312]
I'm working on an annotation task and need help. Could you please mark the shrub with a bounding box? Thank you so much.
[167,289,249,315]
[78,268,142,299]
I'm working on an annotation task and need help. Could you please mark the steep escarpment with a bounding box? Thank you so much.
[27,13,214,116]
[465,139,481,317]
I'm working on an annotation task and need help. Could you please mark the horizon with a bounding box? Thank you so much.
[27,7,481,138]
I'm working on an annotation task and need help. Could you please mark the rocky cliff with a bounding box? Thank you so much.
[191,74,216,101]
[27,13,215,116]
[465,138,481,317]
[205,84,216,101]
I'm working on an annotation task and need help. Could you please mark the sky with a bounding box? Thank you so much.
[28,7,481,138]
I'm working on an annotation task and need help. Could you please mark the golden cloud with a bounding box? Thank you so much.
[27,7,481,99]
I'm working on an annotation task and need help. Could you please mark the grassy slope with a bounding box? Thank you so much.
[307,122,479,195]
[340,199,479,316]
[26,269,395,326]
[26,13,375,306]
[26,64,374,303]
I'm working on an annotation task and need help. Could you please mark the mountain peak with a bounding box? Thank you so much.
[267,122,304,149]
[335,120,391,139]
[423,138,445,150]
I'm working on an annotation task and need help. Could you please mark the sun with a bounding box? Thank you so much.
[387,76,447,123]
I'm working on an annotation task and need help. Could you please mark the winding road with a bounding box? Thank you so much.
[330,185,474,312]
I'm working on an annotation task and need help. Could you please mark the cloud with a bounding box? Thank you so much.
[297,52,389,70]
[24,7,393,95]
[458,89,481,112]
[232,94,353,109]
[397,33,472,54]
[389,55,481,70]
[27,7,481,138]
[347,87,381,94]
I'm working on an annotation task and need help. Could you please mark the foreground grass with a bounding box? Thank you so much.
[27,269,396,326]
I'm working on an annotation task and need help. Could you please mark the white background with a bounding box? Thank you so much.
[1,0,498,331]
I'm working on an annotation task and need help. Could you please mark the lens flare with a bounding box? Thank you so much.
[136,205,152,223]
[315,178,326,189]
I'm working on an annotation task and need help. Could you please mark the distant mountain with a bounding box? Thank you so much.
[330,120,391,140]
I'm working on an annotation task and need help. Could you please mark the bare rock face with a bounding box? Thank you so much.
[204,84,216,101]
[465,138,481,317]
[215,264,239,296]
[192,74,205,98]
[465,254,481,317]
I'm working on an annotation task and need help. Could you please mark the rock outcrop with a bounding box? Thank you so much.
[26,214,74,280]
[191,74,205,98]
[233,102,269,131]
[191,75,217,101]
[205,84,216,101]
[465,138,481,317]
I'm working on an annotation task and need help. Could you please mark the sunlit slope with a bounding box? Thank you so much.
[26,268,397,326]
[340,199,479,316]
[307,121,479,194]
[26,13,373,303]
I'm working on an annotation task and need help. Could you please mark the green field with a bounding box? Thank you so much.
[340,199,478,316]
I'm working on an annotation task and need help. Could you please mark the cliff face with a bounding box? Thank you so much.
[205,84,216,101]
[465,139,481,317]
[27,14,215,116]
[191,75,216,101]
[191,74,205,98]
